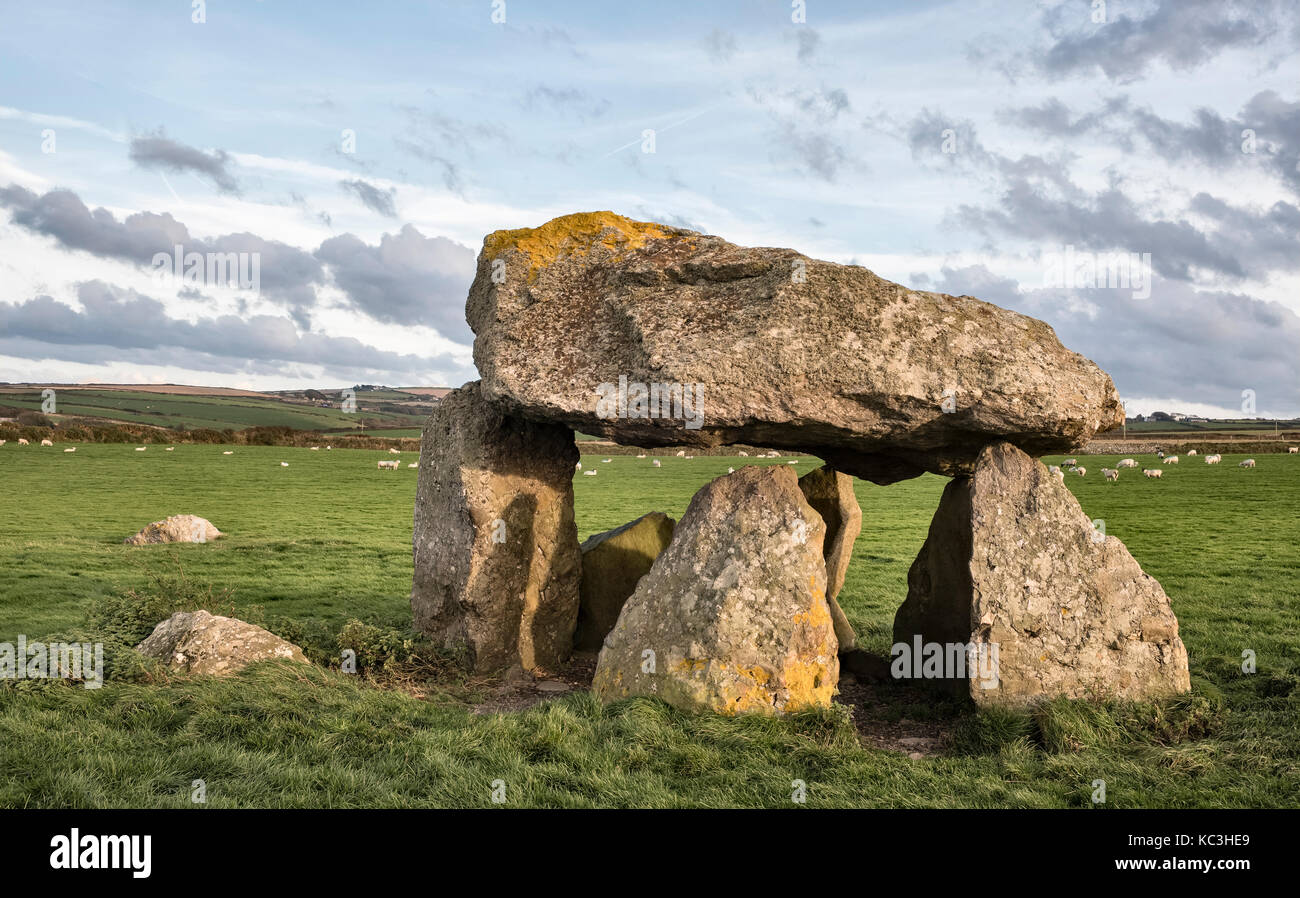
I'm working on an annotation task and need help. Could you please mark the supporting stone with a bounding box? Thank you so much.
[797,465,861,650]
[894,441,1190,706]
[574,512,675,652]
[411,381,581,674]
[593,466,839,715]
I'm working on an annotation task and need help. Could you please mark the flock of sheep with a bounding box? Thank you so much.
[573,450,804,477]
[1046,448,1285,483]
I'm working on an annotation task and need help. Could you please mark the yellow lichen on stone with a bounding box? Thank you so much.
[482,211,675,280]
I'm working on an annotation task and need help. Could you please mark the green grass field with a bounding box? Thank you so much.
[1,444,1296,807]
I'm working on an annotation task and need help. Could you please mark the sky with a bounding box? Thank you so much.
[0,0,1297,417]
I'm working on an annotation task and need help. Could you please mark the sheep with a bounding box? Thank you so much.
[1102,468,1119,481]
[1048,465,1061,475]
[63,447,76,453]
[1289,447,1299,454]
[165,446,175,451]
[602,458,612,463]
[17,439,28,445]
[1187,449,1197,456]
[1142,468,1162,478]
[575,462,582,471]
[583,469,597,476]
[652,459,661,467]
[310,446,320,451]
[787,460,799,465]
[0,439,5,445]
[1075,466,1087,477]
[40,439,53,447]
[326,445,333,450]
[728,467,736,474]
[1051,468,1065,481]
[280,462,289,467]
[1162,455,1179,464]
[222,450,234,455]
[1240,459,1256,468]
[1205,454,1221,465]
[407,462,417,468]
[635,454,646,459]
[377,460,399,470]
[675,450,686,457]
[1117,458,1138,468]
[684,455,694,460]
[388,448,400,455]
[135,446,146,452]
[1063,458,1077,467]
[738,451,749,457]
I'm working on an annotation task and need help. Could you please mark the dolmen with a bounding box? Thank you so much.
[410,211,1188,713]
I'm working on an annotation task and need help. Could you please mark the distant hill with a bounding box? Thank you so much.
[0,384,451,434]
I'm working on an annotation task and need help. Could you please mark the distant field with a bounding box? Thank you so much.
[0,388,429,432]
[0,444,1295,807]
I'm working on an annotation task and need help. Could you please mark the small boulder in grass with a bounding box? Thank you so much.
[124,514,221,545]
[136,610,309,676]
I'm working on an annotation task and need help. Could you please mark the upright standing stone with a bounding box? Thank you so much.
[593,466,839,715]
[411,381,581,674]
[797,465,861,650]
[574,512,676,652]
[894,441,1190,706]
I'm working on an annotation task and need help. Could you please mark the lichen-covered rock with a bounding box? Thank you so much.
[894,441,1190,706]
[593,466,839,715]
[136,610,308,676]
[411,381,581,674]
[468,211,1123,483]
[797,465,861,650]
[124,514,222,545]
[574,512,675,652]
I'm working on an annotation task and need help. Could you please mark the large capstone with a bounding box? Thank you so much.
[574,511,676,652]
[894,441,1190,706]
[468,212,1123,483]
[593,466,839,715]
[411,381,581,674]
[797,464,861,650]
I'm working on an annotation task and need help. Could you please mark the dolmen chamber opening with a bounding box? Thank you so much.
[410,211,1189,715]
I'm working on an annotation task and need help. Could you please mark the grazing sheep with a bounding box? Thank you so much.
[1117,458,1138,468]
[222,450,234,455]
[0,440,5,445]
[1143,468,1162,478]
[675,450,686,457]
[40,439,53,447]
[377,460,399,470]
[1063,458,1077,467]
[1187,449,1197,456]
[407,462,417,468]
[787,460,799,465]
[310,446,320,451]
[64,447,76,453]
[1103,468,1119,481]
[728,467,735,474]
[575,462,582,471]
[738,451,749,457]
[1048,465,1061,475]
[1074,466,1086,476]
[326,446,333,450]
[135,446,146,452]
[388,448,400,455]
[1163,455,1179,464]
[1205,454,1221,465]
[17,439,28,445]
[1289,447,1299,454]
[602,458,612,463]
[165,446,175,451]
[280,462,289,467]
[652,459,661,467]
[583,470,597,476]
[1240,459,1256,468]
[684,455,694,460]
[635,454,646,459]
